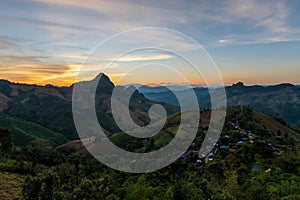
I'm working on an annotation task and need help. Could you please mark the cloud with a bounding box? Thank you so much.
[218,39,237,45]
[6,0,299,48]
[216,36,300,46]
[30,0,189,26]
[60,52,174,62]
[213,0,300,44]
[0,56,70,83]
[44,1,300,44]
[0,36,20,50]
[116,54,174,62]
[0,0,300,86]
[0,55,82,85]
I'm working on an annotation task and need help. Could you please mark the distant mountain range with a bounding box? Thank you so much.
[0,74,178,146]
[0,74,299,148]
[137,82,300,128]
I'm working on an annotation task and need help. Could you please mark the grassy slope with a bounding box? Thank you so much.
[0,171,24,200]
[60,108,300,156]
[115,110,300,145]
[254,112,300,142]
[0,115,68,147]
[90,111,211,152]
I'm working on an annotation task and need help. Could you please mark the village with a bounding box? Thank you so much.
[179,119,290,173]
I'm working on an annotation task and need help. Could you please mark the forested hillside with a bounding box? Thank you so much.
[0,106,299,199]
[138,82,300,128]
[0,74,178,145]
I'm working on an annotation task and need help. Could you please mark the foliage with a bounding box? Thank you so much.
[0,106,299,199]
[0,128,13,156]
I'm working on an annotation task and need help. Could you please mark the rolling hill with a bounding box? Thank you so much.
[0,73,300,200]
[0,74,178,146]
[137,82,300,128]
[60,106,300,156]
[0,115,68,147]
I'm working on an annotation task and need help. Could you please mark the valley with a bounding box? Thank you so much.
[0,74,299,199]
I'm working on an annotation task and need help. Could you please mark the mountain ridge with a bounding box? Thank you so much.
[136,82,300,128]
[0,74,299,148]
[0,73,179,146]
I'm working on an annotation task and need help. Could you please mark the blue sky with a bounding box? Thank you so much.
[0,0,299,86]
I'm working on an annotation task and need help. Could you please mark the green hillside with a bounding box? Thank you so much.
[17,106,300,200]
[0,75,178,142]
[63,106,300,156]
[253,112,300,142]
[0,115,68,147]
[0,106,300,199]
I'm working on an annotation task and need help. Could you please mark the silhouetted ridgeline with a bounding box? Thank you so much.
[138,82,300,128]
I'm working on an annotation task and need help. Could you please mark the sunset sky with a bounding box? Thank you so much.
[1,0,300,86]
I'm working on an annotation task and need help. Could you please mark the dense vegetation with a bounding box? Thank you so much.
[0,106,299,199]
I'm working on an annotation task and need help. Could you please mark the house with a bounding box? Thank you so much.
[230,148,236,153]
[220,146,230,150]
[231,145,240,150]
[195,159,203,166]
[180,154,187,160]
[208,152,215,158]
[251,165,260,171]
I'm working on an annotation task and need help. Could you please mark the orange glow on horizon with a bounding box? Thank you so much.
[1,71,299,87]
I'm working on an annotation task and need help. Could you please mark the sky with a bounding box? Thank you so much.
[0,0,300,86]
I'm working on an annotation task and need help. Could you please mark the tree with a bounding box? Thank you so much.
[164,185,176,200]
[22,176,42,200]
[22,171,63,200]
[71,179,99,200]
[68,154,82,185]
[0,128,13,157]
[21,140,62,167]
[40,172,60,200]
